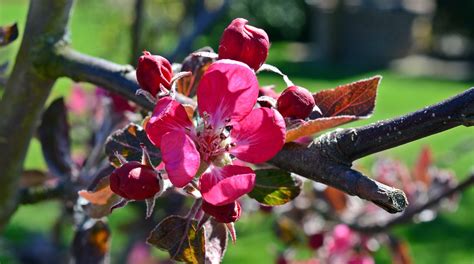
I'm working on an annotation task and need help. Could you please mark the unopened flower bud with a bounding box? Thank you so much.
[308,233,324,250]
[202,200,241,223]
[276,86,315,119]
[136,51,173,97]
[218,18,269,71]
[110,161,161,200]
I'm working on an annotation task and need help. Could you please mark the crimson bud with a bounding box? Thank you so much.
[110,161,161,200]
[202,200,242,223]
[308,233,324,250]
[136,51,173,97]
[277,86,315,119]
[218,18,270,71]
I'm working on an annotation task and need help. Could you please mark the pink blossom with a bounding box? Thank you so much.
[126,242,155,264]
[67,84,95,115]
[145,60,286,208]
[327,224,355,254]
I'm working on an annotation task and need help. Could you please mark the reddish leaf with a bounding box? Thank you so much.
[314,76,381,116]
[0,23,18,46]
[71,219,110,264]
[286,116,357,142]
[78,167,122,218]
[324,186,347,213]
[38,98,74,178]
[177,47,216,97]
[413,146,433,186]
[285,76,381,142]
[79,175,114,205]
[204,219,228,264]
[105,123,161,167]
[147,216,205,264]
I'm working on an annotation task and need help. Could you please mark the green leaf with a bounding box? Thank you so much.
[105,123,161,167]
[248,169,302,206]
[147,216,205,264]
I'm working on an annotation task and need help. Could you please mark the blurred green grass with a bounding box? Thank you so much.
[1,0,474,263]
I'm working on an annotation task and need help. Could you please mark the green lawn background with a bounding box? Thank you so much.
[1,1,473,263]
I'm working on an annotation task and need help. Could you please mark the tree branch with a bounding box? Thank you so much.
[19,183,65,205]
[270,88,473,212]
[269,143,408,213]
[350,172,474,233]
[49,47,474,214]
[52,47,193,109]
[0,0,74,231]
[334,88,474,161]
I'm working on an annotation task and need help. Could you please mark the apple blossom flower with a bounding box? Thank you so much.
[145,59,286,215]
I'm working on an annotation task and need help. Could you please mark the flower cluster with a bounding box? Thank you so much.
[145,60,286,222]
[107,18,289,223]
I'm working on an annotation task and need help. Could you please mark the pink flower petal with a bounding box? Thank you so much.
[230,108,286,163]
[145,97,193,147]
[197,60,259,128]
[200,165,255,206]
[161,131,200,188]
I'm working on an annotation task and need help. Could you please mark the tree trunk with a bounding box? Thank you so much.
[0,0,74,231]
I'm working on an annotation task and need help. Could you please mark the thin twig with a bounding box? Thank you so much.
[53,47,194,110]
[19,183,65,204]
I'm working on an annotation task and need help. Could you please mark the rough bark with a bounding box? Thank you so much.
[269,88,474,212]
[0,0,74,231]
